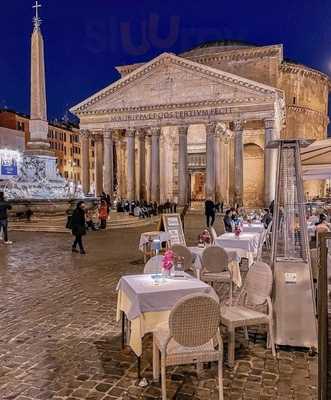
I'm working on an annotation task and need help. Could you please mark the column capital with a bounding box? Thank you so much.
[79,129,91,139]
[205,121,217,135]
[264,118,275,129]
[137,129,147,141]
[103,129,113,139]
[93,132,103,142]
[233,120,244,132]
[150,127,161,137]
[215,122,227,138]
[126,128,136,138]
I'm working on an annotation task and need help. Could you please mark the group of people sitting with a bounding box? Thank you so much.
[115,199,178,219]
[205,198,274,232]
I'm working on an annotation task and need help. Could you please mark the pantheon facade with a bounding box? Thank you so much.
[71,41,330,207]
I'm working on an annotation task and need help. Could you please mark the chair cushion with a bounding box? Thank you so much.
[220,305,269,328]
[201,271,231,282]
[154,321,215,355]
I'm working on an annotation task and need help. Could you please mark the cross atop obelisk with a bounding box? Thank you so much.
[32,1,42,30]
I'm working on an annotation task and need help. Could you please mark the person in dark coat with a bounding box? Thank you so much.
[262,208,272,229]
[0,191,12,244]
[205,198,215,227]
[223,209,233,232]
[71,201,86,254]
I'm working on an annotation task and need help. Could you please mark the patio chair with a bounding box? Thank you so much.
[265,221,273,250]
[218,219,226,235]
[143,255,164,274]
[255,228,267,262]
[201,246,233,304]
[171,244,194,273]
[209,226,218,244]
[152,293,224,400]
[220,261,275,367]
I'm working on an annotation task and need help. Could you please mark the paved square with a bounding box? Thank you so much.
[0,214,317,399]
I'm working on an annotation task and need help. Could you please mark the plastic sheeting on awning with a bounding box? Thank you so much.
[301,139,331,180]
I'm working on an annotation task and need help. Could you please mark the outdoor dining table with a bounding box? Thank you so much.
[188,246,242,287]
[116,272,218,376]
[215,232,260,266]
[242,222,265,234]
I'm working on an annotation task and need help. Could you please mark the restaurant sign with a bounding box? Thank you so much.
[160,213,186,246]
[0,149,22,179]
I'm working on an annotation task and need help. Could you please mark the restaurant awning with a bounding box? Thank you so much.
[301,139,331,180]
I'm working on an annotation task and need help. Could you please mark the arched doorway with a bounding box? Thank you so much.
[243,143,264,207]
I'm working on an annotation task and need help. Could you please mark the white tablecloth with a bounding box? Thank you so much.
[138,231,171,251]
[215,232,260,266]
[189,246,242,287]
[242,223,264,234]
[116,273,217,355]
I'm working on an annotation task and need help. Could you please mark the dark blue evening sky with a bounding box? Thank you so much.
[1,0,331,130]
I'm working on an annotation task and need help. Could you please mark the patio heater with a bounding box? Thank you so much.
[270,139,317,348]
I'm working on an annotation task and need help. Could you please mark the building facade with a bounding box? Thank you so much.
[71,42,329,205]
[0,109,97,188]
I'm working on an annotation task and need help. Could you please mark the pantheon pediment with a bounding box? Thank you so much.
[70,52,284,116]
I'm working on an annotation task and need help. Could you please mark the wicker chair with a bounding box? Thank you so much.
[218,219,226,235]
[220,261,275,367]
[171,244,194,273]
[201,246,233,304]
[143,255,164,274]
[255,228,267,262]
[209,226,218,244]
[265,221,273,250]
[153,294,224,400]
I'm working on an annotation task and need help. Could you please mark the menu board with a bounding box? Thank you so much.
[160,213,186,246]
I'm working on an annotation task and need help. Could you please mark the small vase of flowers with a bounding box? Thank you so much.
[234,224,241,238]
[162,250,175,277]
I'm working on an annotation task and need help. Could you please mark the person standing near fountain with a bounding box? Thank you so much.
[0,192,12,245]
[71,201,86,254]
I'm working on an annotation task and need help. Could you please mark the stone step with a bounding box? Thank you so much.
[9,215,158,233]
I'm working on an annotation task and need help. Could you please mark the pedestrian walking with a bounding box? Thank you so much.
[205,198,215,227]
[0,191,12,244]
[99,200,108,229]
[71,201,86,254]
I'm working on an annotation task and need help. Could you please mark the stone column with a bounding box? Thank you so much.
[103,129,113,197]
[126,129,136,201]
[178,126,188,206]
[145,135,152,202]
[264,118,277,206]
[80,130,90,195]
[233,120,244,206]
[214,124,222,203]
[138,131,146,200]
[205,122,216,200]
[151,127,161,203]
[94,133,104,196]
[221,129,231,205]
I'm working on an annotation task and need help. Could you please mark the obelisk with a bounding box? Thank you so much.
[26,1,52,156]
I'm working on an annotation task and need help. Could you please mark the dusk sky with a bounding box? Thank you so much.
[1,0,331,129]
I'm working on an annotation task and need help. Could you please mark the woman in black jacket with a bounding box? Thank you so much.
[71,201,86,254]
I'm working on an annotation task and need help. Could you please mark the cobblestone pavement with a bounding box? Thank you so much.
[0,213,317,400]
